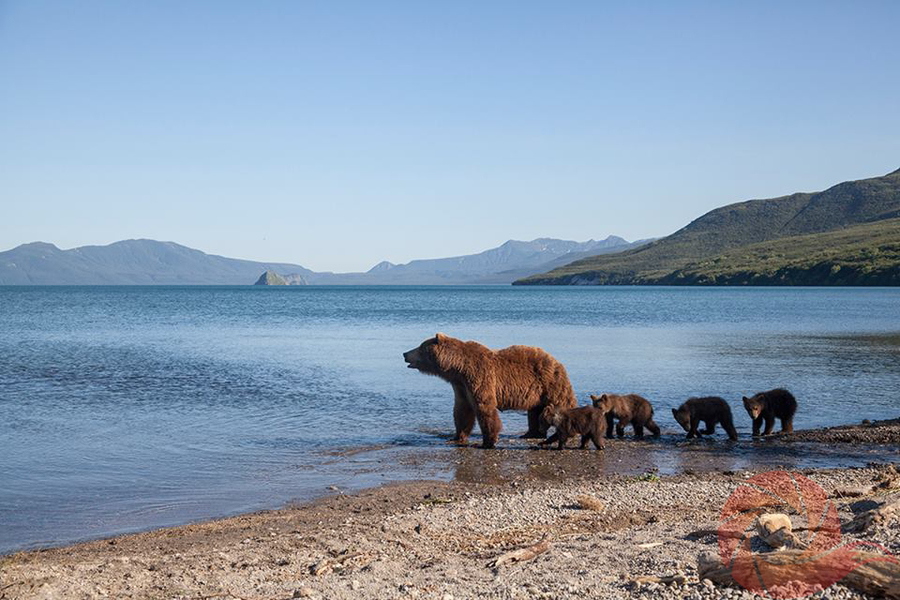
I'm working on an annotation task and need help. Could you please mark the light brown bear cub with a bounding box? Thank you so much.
[403,333,577,449]
[590,393,661,439]
[538,405,606,450]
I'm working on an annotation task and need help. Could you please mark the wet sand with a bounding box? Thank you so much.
[1,419,899,600]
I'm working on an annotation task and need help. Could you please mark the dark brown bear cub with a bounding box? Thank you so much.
[538,405,606,450]
[672,397,738,441]
[743,388,797,436]
[590,393,661,439]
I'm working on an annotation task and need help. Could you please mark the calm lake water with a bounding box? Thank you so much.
[1,285,900,553]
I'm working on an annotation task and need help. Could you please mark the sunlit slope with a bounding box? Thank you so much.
[516,168,900,285]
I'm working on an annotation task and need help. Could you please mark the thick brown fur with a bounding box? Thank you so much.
[538,405,606,450]
[743,388,797,436]
[672,397,738,441]
[590,393,661,439]
[402,333,577,448]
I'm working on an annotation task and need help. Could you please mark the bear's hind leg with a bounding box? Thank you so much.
[616,418,629,438]
[521,407,544,439]
[579,434,589,449]
[722,415,739,441]
[781,417,793,434]
[476,406,502,449]
[633,423,644,438]
[645,418,661,438]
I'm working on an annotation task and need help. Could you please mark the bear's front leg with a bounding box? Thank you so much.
[539,431,559,447]
[556,433,569,450]
[687,417,700,438]
[763,415,775,436]
[452,384,475,443]
[605,413,616,439]
[752,416,763,437]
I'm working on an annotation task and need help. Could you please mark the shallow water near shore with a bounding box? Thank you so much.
[1,285,900,554]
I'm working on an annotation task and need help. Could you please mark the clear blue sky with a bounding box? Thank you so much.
[1,1,898,272]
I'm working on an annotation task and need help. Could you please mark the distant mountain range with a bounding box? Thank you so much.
[300,236,650,285]
[517,168,900,286]
[0,236,647,285]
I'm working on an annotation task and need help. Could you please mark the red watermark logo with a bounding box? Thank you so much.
[718,470,897,599]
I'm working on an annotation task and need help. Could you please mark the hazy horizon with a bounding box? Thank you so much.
[2,2,899,271]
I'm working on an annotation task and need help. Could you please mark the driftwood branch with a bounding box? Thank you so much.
[310,552,366,576]
[488,535,551,570]
[699,549,900,599]
[847,495,900,533]
[632,574,686,585]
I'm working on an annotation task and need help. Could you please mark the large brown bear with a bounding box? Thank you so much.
[590,393,661,439]
[402,333,577,448]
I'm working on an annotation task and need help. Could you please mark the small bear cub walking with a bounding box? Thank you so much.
[539,406,606,450]
[743,388,797,436]
[672,397,738,441]
[590,393,661,439]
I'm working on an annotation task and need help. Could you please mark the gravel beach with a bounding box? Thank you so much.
[1,420,899,600]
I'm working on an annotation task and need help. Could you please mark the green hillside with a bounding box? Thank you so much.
[660,218,900,285]
[516,168,900,285]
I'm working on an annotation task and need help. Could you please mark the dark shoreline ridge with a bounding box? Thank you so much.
[516,167,900,286]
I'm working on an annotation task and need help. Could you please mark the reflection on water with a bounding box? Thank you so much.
[0,285,899,553]
[393,435,900,486]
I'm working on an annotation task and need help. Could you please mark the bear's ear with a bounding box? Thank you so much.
[600,394,608,401]
[742,396,749,402]
[435,332,445,343]
[671,408,678,417]
[589,394,599,401]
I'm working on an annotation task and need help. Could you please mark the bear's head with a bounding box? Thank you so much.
[590,394,613,414]
[742,395,764,419]
[539,405,563,429]
[403,333,462,378]
[672,405,691,432]
[403,334,441,374]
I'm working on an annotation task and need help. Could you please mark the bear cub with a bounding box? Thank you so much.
[590,393,661,439]
[538,405,606,450]
[672,397,738,441]
[743,388,797,436]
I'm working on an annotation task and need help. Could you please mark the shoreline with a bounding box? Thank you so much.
[1,419,899,599]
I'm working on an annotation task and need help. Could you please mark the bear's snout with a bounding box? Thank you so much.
[403,348,419,368]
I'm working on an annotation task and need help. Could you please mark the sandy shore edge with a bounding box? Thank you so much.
[2,419,899,600]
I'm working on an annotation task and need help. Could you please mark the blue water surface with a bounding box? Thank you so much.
[1,285,899,553]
